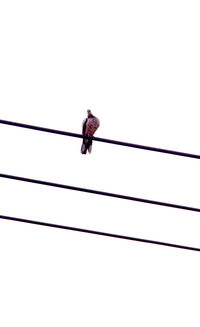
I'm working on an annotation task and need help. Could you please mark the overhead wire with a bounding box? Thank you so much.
[1,172,200,213]
[1,119,199,252]
[0,214,199,252]
[0,118,199,159]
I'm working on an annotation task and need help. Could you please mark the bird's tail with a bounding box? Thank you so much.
[88,141,93,153]
[81,142,87,154]
[81,138,93,154]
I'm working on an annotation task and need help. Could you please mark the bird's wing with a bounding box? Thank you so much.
[82,118,88,134]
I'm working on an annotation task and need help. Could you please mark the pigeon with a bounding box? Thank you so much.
[81,110,100,154]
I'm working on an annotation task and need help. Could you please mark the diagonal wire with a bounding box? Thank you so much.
[1,172,200,212]
[0,118,200,159]
[0,214,199,252]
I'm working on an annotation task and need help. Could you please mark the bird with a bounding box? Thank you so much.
[81,110,100,154]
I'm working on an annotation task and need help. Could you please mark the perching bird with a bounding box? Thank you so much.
[81,110,100,154]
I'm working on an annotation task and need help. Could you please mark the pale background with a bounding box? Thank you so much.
[0,0,200,326]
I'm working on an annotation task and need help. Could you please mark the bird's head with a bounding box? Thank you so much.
[87,109,92,117]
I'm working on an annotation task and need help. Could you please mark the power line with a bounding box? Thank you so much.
[1,172,200,213]
[0,214,199,252]
[0,118,199,159]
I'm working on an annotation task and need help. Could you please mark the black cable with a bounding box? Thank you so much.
[0,118,199,159]
[1,173,200,213]
[0,214,199,252]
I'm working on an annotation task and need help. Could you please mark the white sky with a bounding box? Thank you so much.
[0,0,200,326]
